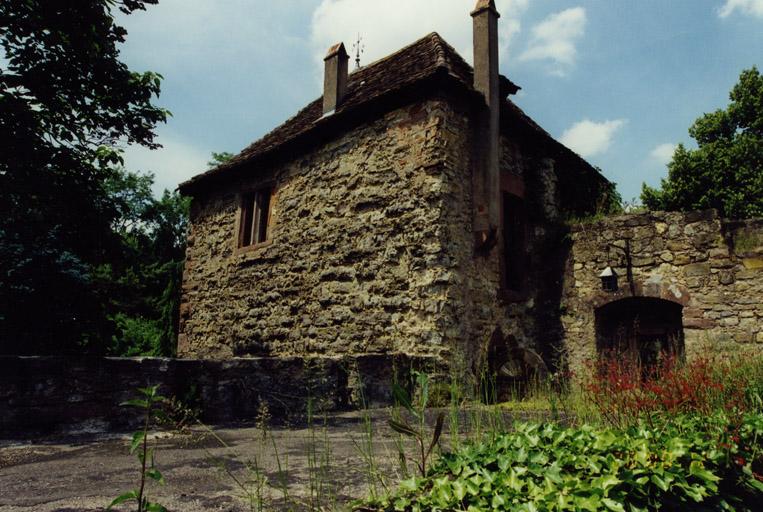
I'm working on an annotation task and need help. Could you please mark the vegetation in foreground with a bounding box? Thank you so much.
[361,413,762,512]
[358,353,763,512]
[108,351,763,512]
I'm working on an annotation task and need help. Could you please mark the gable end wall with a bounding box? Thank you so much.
[179,99,461,359]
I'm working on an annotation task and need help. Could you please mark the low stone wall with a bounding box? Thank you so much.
[562,210,763,370]
[0,354,442,438]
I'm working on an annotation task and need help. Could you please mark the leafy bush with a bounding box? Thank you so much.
[361,413,763,512]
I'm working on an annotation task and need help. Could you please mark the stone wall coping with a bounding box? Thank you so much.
[568,209,720,233]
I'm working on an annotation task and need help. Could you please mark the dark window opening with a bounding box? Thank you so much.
[502,193,526,291]
[595,297,684,368]
[240,187,274,247]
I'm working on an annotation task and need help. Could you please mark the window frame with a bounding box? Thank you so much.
[234,183,277,254]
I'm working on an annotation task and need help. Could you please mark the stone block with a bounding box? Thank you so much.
[631,256,654,267]
[742,258,763,270]
[684,317,716,329]
[684,262,710,277]
[735,268,760,280]
[718,271,735,285]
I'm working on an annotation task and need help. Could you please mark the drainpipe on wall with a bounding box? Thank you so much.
[471,0,501,252]
[323,42,349,115]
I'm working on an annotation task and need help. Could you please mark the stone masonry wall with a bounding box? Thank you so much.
[0,354,441,437]
[562,210,763,372]
[434,101,571,373]
[180,93,610,372]
[179,99,459,359]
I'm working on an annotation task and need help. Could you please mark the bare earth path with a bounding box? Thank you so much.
[0,411,407,512]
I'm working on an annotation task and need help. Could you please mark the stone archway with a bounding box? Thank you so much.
[594,297,684,367]
[484,327,548,402]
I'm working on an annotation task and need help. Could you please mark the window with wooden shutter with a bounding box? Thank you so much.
[239,186,275,248]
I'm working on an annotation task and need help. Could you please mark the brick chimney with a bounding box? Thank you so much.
[471,0,501,244]
[323,43,349,114]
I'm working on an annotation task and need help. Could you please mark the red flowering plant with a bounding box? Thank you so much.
[583,350,748,430]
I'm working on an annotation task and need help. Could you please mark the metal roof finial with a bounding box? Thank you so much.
[352,33,364,69]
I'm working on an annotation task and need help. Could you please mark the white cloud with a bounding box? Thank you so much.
[310,0,528,77]
[559,119,626,157]
[121,130,210,196]
[650,143,676,166]
[718,0,763,18]
[518,7,586,76]
[116,1,299,65]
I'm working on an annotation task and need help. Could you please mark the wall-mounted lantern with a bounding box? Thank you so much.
[599,266,618,292]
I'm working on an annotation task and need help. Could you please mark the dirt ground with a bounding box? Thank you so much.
[0,411,409,512]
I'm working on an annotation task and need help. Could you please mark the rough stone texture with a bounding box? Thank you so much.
[179,96,597,375]
[180,99,453,360]
[562,211,763,371]
[0,354,441,437]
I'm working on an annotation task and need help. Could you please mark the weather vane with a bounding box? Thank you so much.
[352,33,364,69]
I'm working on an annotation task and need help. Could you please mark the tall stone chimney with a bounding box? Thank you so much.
[471,0,501,243]
[323,43,349,114]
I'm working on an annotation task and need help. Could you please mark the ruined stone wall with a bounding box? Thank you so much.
[179,99,459,359]
[562,210,763,371]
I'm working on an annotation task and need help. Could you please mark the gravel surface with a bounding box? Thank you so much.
[0,411,405,512]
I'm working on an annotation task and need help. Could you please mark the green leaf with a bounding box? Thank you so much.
[602,497,626,512]
[146,468,165,485]
[145,502,168,512]
[574,495,601,512]
[491,494,507,508]
[107,490,138,509]
[391,383,415,414]
[138,385,159,398]
[389,419,419,438]
[650,474,669,492]
[121,399,149,409]
[426,413,445,458]
[689,461,720,484]
[399,477,419,492]
[452,480,466,501]
[130,431,146,454]
[595,473,621,491]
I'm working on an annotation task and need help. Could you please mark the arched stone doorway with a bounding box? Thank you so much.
[484,328,548,402]
[595,297,684,366]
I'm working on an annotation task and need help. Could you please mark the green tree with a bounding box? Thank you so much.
[641,67,763,218]
[0,0,167,354]
[100,168,190,357]
[207,151,235,168]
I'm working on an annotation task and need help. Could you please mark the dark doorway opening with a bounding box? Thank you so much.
[595,297,684,367]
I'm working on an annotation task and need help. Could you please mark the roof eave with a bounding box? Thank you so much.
[178,67,479,196]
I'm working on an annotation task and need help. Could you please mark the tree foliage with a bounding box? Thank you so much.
[0,0,169,354]
[641,67,763,218]
[207,151,235,169]
[101,169,190,357]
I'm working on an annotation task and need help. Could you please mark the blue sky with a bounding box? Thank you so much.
[116,0,763,200]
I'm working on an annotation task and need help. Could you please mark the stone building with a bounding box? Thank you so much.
[177,1,613,376]
[178,1,762,382]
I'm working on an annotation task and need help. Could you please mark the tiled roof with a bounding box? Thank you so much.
[180,32,602,192]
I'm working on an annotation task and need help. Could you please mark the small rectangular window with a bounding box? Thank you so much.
[239,187,274,247]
